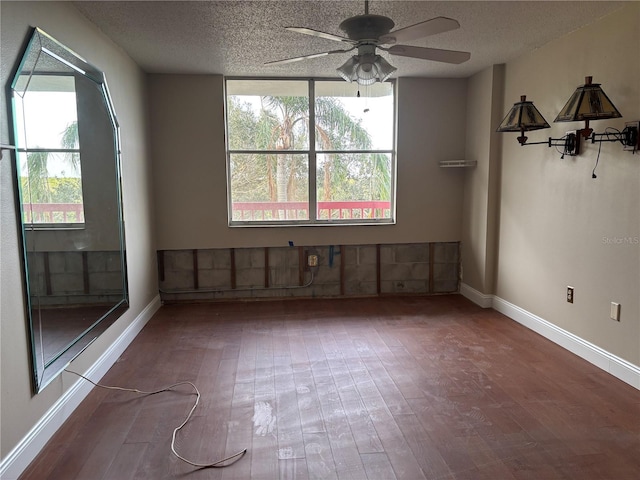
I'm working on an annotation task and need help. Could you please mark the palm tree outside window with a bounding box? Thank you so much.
[14,75,84,227]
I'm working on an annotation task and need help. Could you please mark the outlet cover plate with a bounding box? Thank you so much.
[567,286,574,304]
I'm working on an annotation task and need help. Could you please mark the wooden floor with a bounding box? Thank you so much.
[21,295,640,479]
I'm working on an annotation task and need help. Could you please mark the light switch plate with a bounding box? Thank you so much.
[610,302,621,321]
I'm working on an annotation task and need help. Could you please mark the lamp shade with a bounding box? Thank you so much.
[337,54,396,86]
[497,95,550,133]
[554,76,622,123]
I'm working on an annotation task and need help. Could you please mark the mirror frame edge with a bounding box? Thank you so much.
[8,27,130,394]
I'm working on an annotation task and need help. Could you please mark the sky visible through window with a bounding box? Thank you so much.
[15,89,80,178]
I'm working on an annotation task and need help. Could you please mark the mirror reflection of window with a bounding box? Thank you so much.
[14,75,85,226]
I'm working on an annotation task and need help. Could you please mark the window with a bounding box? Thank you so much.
[226,79,395,225]
[13,75,84,227]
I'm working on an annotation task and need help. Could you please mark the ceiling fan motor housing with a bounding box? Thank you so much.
[339,14,395,41]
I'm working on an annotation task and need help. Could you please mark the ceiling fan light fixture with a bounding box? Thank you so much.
[336,54,396,86]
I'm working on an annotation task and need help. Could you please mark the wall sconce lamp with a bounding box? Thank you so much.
[554,76,638,153]
[496,95,580,156]
[554,76,621,138]
[498,77,639,156]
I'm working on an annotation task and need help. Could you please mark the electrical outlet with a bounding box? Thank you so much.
[567,286,574,303]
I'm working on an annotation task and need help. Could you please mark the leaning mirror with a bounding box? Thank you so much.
[10,28,128,392]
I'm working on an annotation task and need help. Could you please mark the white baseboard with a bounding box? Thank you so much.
[460,284,640,390]
[492,296,640,390]
[460,282,493,308]
[0,295,161,480]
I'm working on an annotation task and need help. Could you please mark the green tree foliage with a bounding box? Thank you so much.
[21,120,83,210]
[21,175,83,204]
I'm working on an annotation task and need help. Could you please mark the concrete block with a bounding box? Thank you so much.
[51,251,83,273]
[433,242,460,264]
[269,247,299,268]
[236,268,264,288]
[199,269,231,289]
[51,272,84,294]
[344,281,377,296]
[89,272,124,292]
[211,249,232,268]
[197,249,215,269]
[402,279,429,293]
[102,251,124,272]
[381,279,427,294]
[434,263,459,281]
[235,248,265,269]
[313,265,340,284]
[270,267,299,287]
[169,250,195,271]
[310,283,341,297]
[87,251,106,272]
[380,263,411,281]
[410,263,430,280]
[433,263,459,293]
[162,271,195,290]
[379,244,395,264]
[394,243,430,263]
[344,264,377,282]
[46,252,66,273]
[28,271,46,296]
[433,277,459,293]
[343,245,377,265]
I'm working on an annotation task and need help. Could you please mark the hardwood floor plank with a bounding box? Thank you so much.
[360,452,397,480]
[102,442,148,480]
[18,296,640,480]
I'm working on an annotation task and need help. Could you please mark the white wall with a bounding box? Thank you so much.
[492,3,639,365]
[462,64,504,294]
[1,1,157,460]
[150,75,468,249]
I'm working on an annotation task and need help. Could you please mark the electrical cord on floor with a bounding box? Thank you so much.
[64,369,247,468]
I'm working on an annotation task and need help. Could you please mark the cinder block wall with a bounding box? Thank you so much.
[158,242,460,302]
[26,250,125,306]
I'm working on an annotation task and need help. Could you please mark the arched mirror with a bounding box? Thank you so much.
[10,28,128,392]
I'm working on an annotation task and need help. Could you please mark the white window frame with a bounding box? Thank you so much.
[225,77,397,227]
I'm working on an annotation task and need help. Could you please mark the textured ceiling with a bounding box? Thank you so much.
[72,1,626,79]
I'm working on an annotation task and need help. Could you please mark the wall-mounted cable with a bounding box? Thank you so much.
[64,369,247,468]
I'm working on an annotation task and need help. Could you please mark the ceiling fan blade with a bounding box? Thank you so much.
[380,17,460,45]
[388,44,470,64]
[265,48,353,66]
[285,27,355,44]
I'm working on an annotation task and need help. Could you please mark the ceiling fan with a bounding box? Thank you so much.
[265,1,471,85]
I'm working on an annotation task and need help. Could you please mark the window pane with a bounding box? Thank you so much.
[315,81,394,151]
[316,153,392,220]
[227,79,309,151]
[19,151,84,224]
[230,153,309,221]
